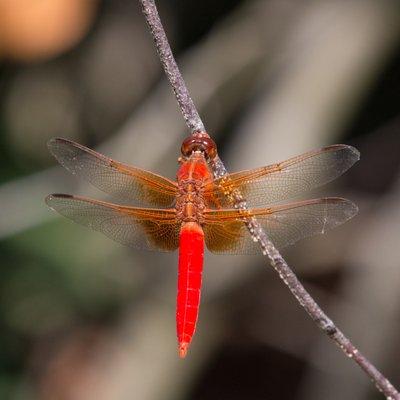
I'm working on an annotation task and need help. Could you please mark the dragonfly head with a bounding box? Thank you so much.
[181,131,217,161]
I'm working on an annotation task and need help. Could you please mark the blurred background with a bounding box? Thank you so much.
[0,0,400,399]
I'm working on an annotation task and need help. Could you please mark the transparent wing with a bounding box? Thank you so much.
[204,145,359,208]
[48,138,178,207]
[203,197,358,254]
[46,194,180,251]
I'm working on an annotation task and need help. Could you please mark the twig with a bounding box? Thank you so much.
[140,0,205,133]
[139,0,400,398]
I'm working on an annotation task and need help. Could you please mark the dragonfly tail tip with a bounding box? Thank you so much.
[178,342,189,358]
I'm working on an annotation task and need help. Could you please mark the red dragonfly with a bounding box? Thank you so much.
[46,132,359,358]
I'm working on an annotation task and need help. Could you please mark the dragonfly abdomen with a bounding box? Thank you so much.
[177,221,204,358]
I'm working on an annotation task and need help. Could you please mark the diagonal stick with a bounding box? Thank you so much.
[139,1,399,398]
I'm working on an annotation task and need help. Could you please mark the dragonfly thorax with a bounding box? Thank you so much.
[175,179,206,223]
[176,153,213,224]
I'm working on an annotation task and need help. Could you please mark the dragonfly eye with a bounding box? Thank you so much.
[181,132,217,160]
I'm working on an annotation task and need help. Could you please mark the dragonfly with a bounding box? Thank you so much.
[45,132,359,358]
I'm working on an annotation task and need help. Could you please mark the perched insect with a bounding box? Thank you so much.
[46,132,359,357]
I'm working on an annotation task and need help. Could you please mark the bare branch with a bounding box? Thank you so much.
[138,0,400,398]
[140,0,205,133]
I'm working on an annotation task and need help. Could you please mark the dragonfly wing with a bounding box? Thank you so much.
[46,194,180,251]
[48,138,178,207]
[203,197,358,254]
[205,145,359,208]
